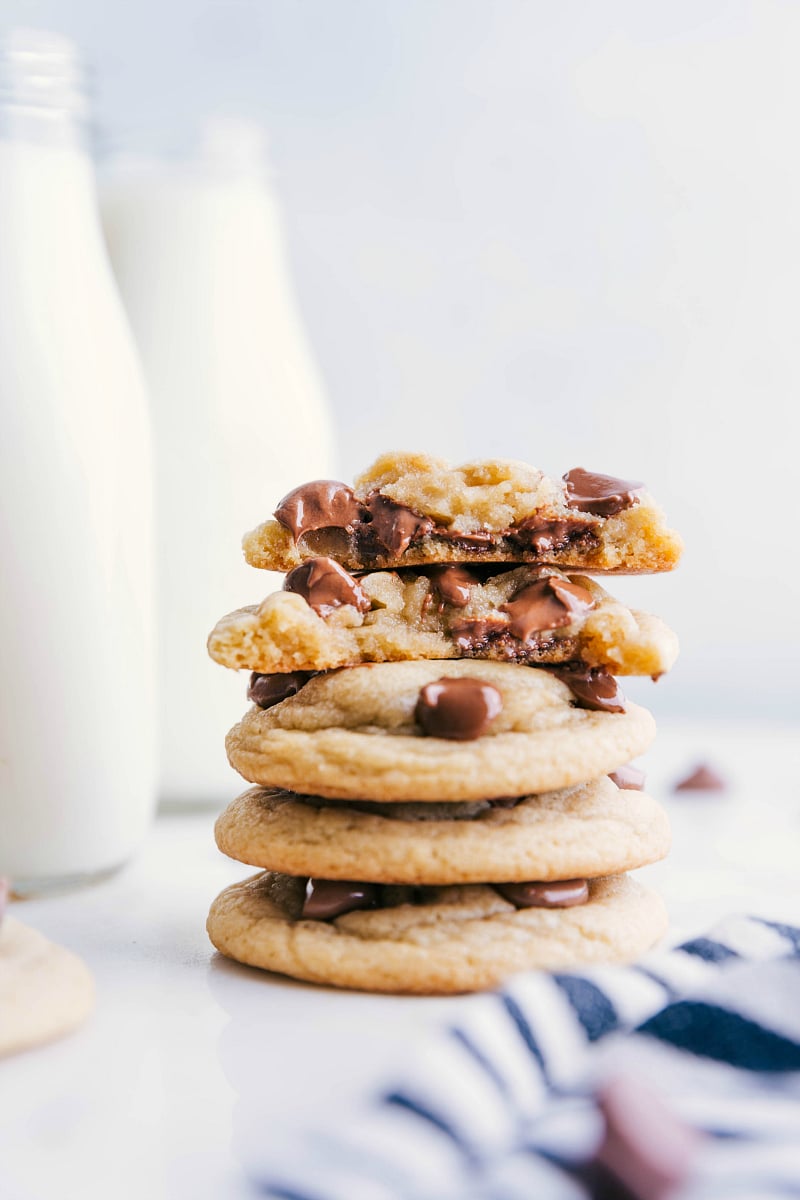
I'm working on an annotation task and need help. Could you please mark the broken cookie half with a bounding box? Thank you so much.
[208,559,678,677]
[242,452,683,574]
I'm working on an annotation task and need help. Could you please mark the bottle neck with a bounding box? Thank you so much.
[0,29,89,151]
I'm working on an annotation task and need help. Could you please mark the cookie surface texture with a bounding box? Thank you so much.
[0,918,94,1056]
[225,660,656,801]
[207,871,668,994]
[215,777,671,883]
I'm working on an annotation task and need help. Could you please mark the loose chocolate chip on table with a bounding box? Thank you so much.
[500,576,595,641]
[415,677,503,740]
[274,480,366,540]
[495,879,589,908]
[608,764,646,791]
[302,878,380,920]
[563,468,644,517]
[592,1075,701,1200]
[247,671,316,709]
[547,665,626,713]
[283,557,371,617]
[673,763,727,793]
[426,564,479,609]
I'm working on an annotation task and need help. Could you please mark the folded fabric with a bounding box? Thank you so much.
[246,916,800,1200]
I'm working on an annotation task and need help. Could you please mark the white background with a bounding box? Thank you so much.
[4,0,800,719]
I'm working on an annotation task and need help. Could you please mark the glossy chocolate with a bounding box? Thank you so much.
[365,492,433,556]
[248,670,316,709]
[495,879,589,908]
[302,878,380,920]
[608,764,646,791]
[283,556,370,617]
[563,467,644,517]
[673,763,727,792]
[274,480,366,540]
[426,564,479,609]
[548,665,626,713]
[500,576,594,641]
[449,615,510,654]
[594,1075,700,1200]
[415,676,503,741]
[511,516,586,553]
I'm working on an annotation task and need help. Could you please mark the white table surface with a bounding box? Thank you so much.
[2,718,799,1200]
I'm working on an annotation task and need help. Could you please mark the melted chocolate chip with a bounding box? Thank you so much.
[563,468,644,517]
[415,677,503,740]
[608,764,646,791]
[500,577,595,641]
[594,1075,701,1200]
[488,796,522,809]
[283,556,370,617]
[449,615,510,654]
[510,517,585,553]
[274,480,366,541]
[365,492,433,556]
[302,878,380,920]
[248,671,315,709]
[548,665,626,713]
[673,763,727,792]
[426,564,479,609]
[495,879,589,908]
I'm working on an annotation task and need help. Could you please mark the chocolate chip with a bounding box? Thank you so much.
[247,671,315,709]
[450,615,510,653]
[495,879,589,908]
[593,1075,701,1200]
[563,468,644,517]
[415,677,503,741]
[488,796,522,809]
[673,763,727,792]
[274,480,366,541]
[283,556,370,617]
[608,764,646,791]
[547,665,626,713]
[365,492,433,556]
[500,576,595,641]
[302,878,380,920]
[426,564,479,609]
[511,517,584,553]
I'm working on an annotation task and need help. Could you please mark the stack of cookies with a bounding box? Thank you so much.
[207,453,682,994]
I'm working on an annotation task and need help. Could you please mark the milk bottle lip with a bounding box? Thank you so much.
[0,28,90,120]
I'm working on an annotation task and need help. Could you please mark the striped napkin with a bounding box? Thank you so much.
[248,916,800,1200]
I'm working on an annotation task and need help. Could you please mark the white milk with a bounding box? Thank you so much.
[101,120,335,807]
[0,32,156,890]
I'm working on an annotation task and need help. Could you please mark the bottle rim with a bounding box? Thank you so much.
[0,28,90,121]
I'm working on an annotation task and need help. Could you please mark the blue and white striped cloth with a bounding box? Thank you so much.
[249,916,800,1199]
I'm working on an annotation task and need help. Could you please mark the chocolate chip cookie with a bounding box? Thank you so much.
[225,660,656,801]
[242,453,683,574]
[214,776,670,884]
[206,870,668,994]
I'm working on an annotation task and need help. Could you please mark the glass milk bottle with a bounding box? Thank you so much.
[0,31,156,892]
[101,119,335,808]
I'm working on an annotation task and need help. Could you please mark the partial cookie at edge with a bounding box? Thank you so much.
[0,918,94,1056]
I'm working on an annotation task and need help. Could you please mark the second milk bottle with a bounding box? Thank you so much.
[101,118,335,807]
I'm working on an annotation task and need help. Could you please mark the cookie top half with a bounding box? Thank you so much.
[242,452,683,575]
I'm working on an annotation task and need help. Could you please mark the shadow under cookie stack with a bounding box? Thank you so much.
[207,453,682,994]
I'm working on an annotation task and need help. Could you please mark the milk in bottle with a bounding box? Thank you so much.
[101,119,335,807]
[0,31,156,890]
